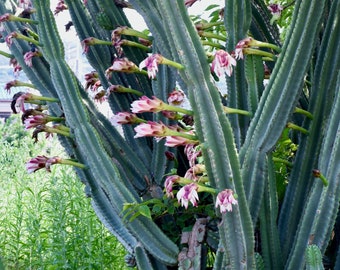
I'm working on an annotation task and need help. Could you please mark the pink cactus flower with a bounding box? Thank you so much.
[4,80,19,93]
[215,189,238,213]
[131,96,165,113]
[9,58,22,76]
[26,155,61,173]
[268,4,283,17]
[185,0,200,7]
[0,13,11,22]
[24,115,48,130]
[81,37,96,54]
[168,89,185,105]
[111,26,128,43]
[54,0,68,15]
[105,58,138,78]
[111,112,138,125]
[184,144,201,167]
[19,0,32,8]
[234,37,253,60]
[5,32,18,47]
[139,54,163,79]
[164,175,180,198]
[184,164,205,180]
[12,92,34,113]
[211,50,237,77]
[165,135,197,147]
[177,183,199,209]
[24,50,40,67]
[134,121,167,138]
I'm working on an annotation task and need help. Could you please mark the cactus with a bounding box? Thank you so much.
[1,0,339,269]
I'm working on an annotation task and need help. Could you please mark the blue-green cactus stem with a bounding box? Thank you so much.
[240,0,326,224]
[129,0,255,267]
[278,0,339,259]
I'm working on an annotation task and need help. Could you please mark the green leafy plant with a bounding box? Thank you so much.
[0,115,127,269]
[0,0,339,269]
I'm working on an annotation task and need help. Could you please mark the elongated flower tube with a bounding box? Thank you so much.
[131,96,193,115]
[5,31,42,47]
[111,26,151,43]
[26,155,86,174]
[134,121,168,138]
[82,37,112,53]
[234,37,281,60]
[0,13,38,24]
[165,135,198,147]
[5,80,35,93]
[111,112,145,125]
[105,58,146,78]
[108,85,143,97]
[24,114,64,130]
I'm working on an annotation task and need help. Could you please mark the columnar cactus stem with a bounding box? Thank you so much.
[1,0,339,268]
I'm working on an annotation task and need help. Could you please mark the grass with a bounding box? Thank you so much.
[0,116,130,269]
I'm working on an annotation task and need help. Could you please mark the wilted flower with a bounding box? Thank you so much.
[0,13,11,22]
[164,175,180,198]
[94,90,106,103]
[168,89,185,105]
[134,121,167,138]
[177,183,199,209]
[5,32,17,46]
[184,164,206,180]
[11,92,33,113]
[211,50,237,77]
[234,37,253,60]
[82,37,96,53]
[111,26,128,43]
[54,0,68,15]
[84,71,99,90]
[105,58,139,78]
[184,144,201,167]
[215,189,238,213]
[24,49,40,67]
[185,0,200,7]
[9,58,22,76]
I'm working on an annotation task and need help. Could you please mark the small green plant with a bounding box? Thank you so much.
[0,115,128,269]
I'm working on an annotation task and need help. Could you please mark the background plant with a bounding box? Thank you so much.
[0,115,128,269]
[0,0,339,269]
